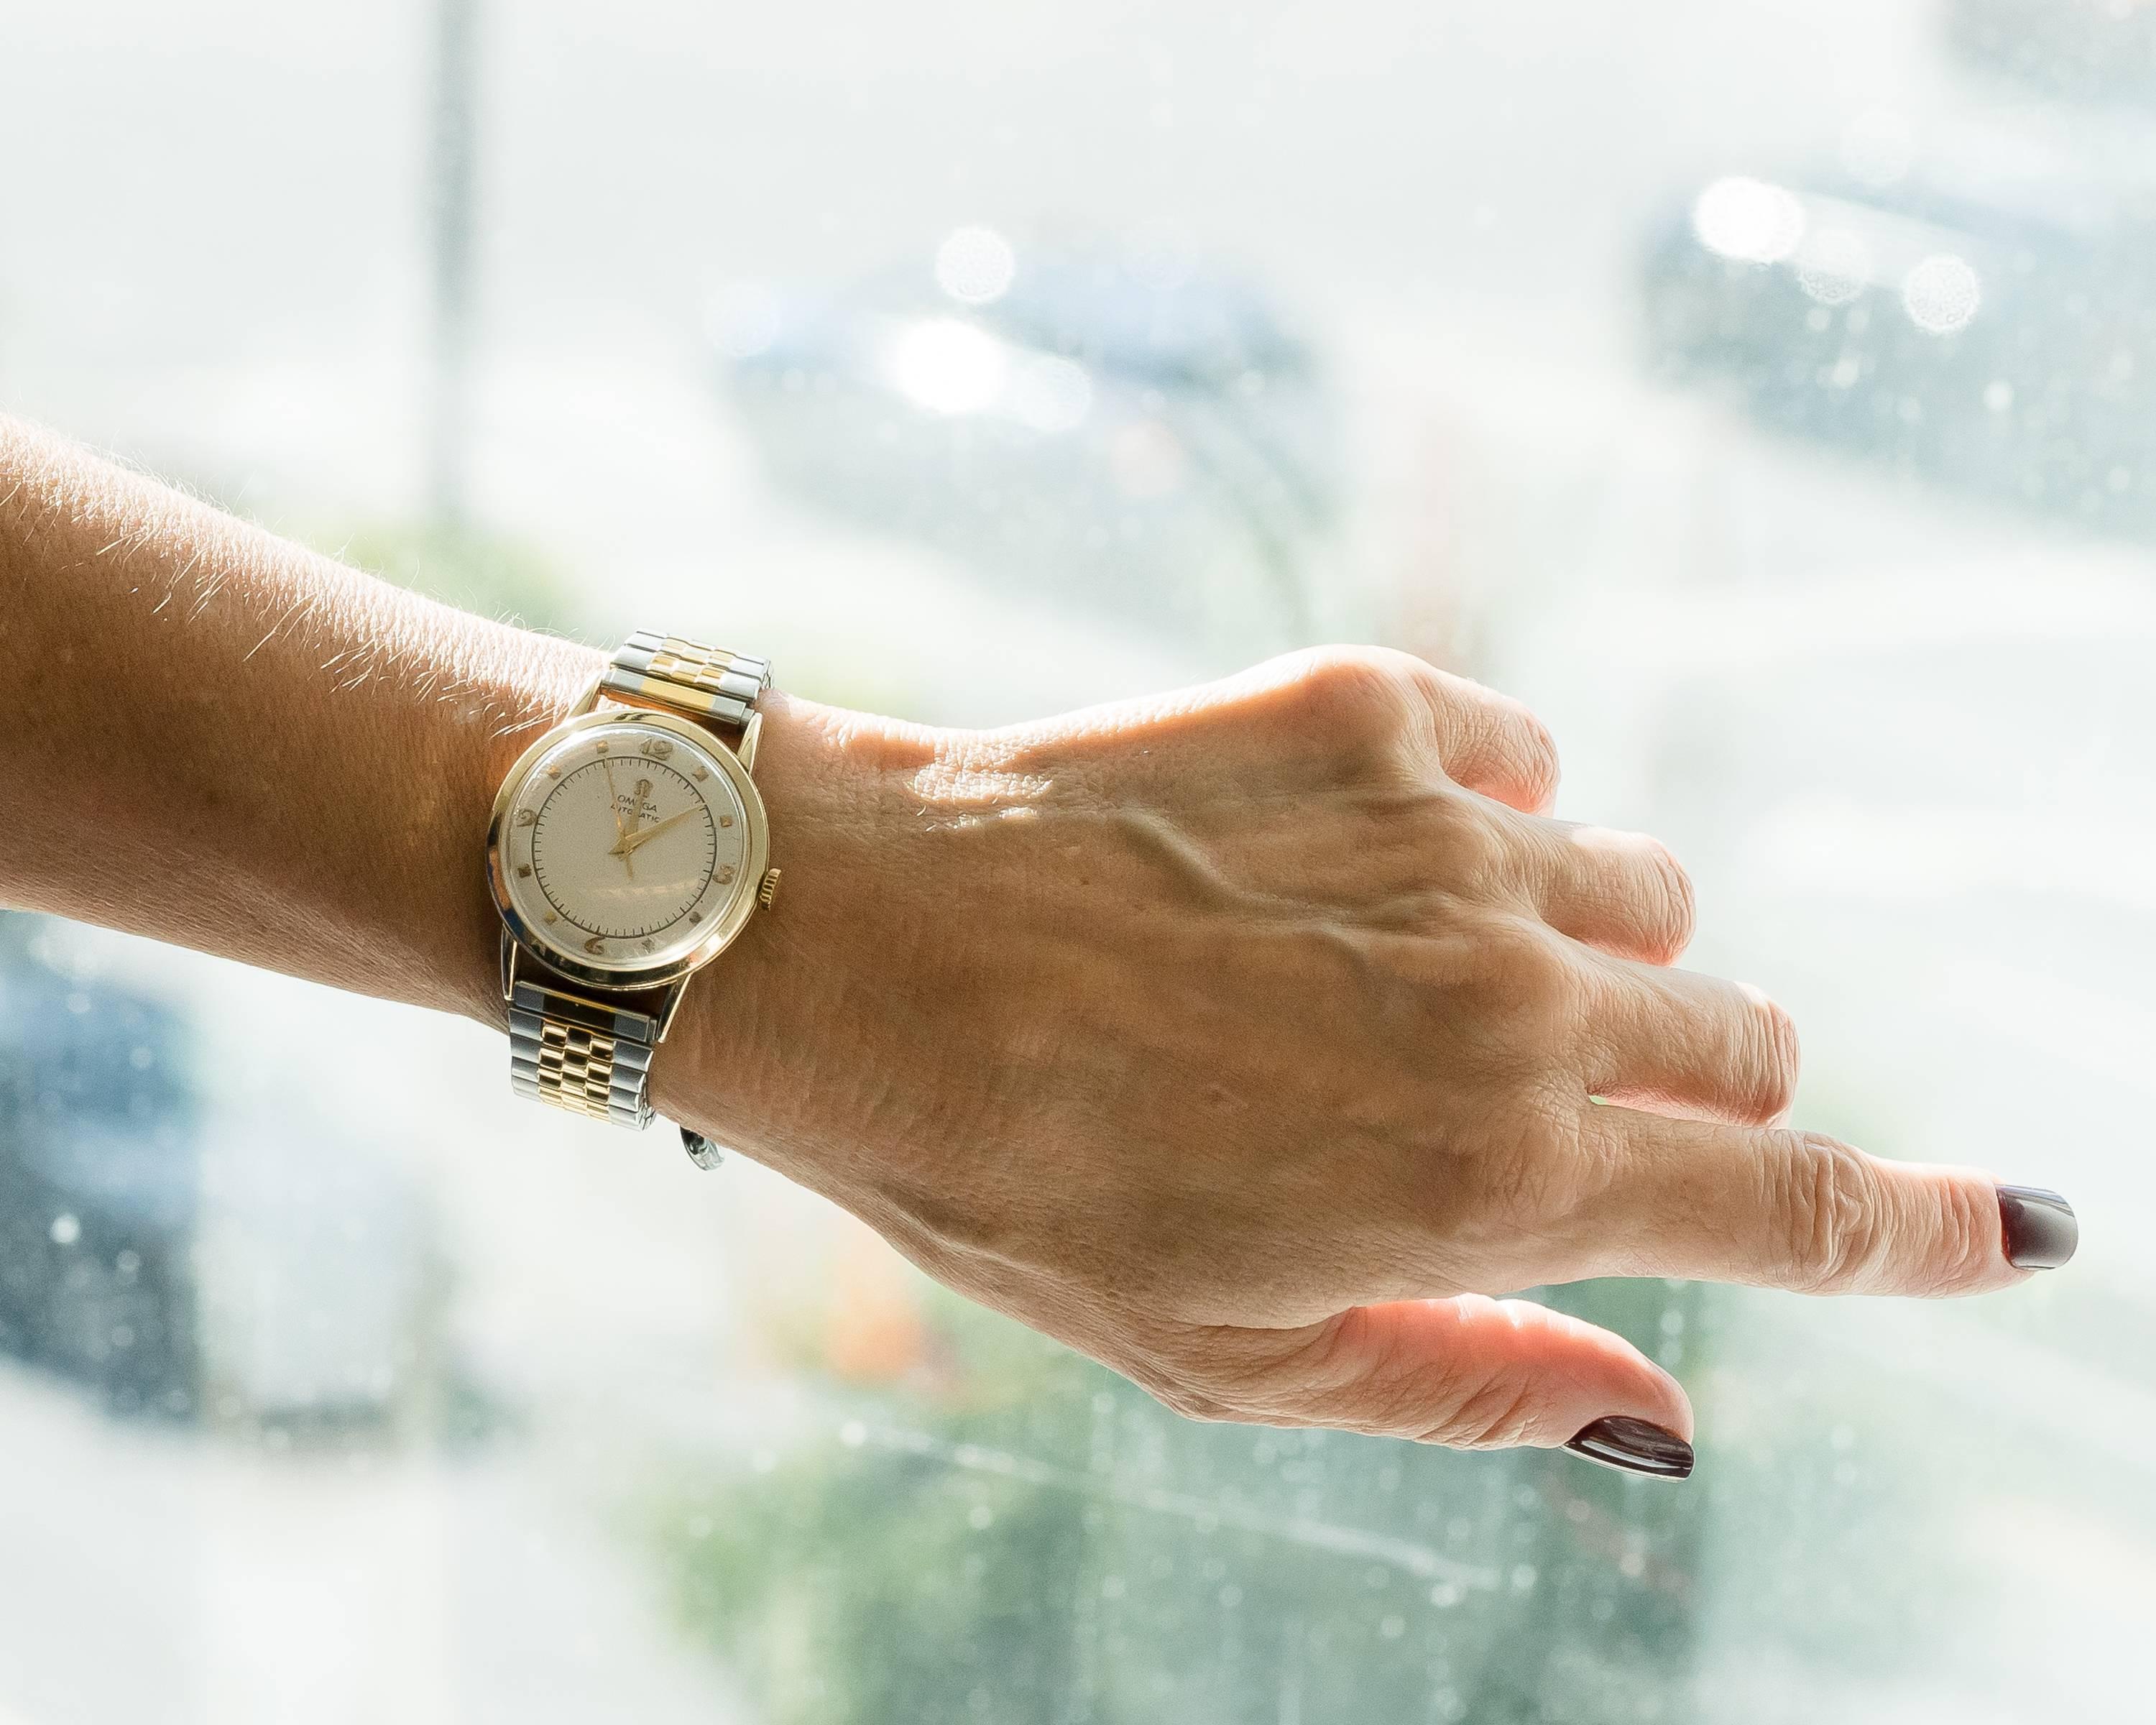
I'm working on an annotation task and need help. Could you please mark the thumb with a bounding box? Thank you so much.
[1240,1295,1695,1479]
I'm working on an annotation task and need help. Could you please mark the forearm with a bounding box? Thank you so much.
[0,418,2067,1474]
[0,415,596,1024]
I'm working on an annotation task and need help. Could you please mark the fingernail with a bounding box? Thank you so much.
[1999,1184,2078,1271]
[1565,1416,1695,1480]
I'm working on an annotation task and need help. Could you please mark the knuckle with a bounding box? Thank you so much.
[1772,1133,1884,1293]
[1923,1178,2001,1297]
[1506,708,1563,811]
[1458,915,1584,1026]
[1154,1381,1237,1425]
[1422,1371,1544,1450]
[1280,646,1415,755]
[1636,838,1697,962]
[1743,995,1802,1124]
[1123,1351,1240,1425]
[1416,788,1511,884]
[1452,1093,1588,1243]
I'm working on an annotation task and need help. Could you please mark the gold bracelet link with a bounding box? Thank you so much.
[505,630,763,1169]
[596,631,771,733]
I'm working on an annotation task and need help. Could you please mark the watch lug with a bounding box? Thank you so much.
[655,977,690,1042]
[566,673,603,717]
[734,710,763,775]
[499,929,519,1003]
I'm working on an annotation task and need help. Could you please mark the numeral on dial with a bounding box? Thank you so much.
[639,737,673,759]
[515,809,538,827]
[584,936,607,956]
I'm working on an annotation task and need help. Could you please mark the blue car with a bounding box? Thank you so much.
[1641,148,2156,534]
[715,236,1345,657]
[0,919,200,1418]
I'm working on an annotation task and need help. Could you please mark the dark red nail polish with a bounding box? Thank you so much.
[1565,1416,1695,1480]
[1999,1184,2078,1270]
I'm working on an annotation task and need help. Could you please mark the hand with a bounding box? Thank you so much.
[609,804,699,857]
[664,647,2073,1471]
[602,759,635,879]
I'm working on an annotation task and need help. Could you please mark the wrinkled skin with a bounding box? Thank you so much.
[666,647,2022,1453]
[0,420,2050,1458]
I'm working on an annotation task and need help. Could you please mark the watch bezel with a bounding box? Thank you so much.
[487,707,770,992]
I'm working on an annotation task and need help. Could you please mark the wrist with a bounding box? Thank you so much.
[645,689,949,1187]
[441,630,605,1029]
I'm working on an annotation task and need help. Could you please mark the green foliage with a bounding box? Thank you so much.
[330,520,591,638]
[652,1285,1705,1724]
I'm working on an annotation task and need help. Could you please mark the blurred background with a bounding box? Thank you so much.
[1,0,2152,1718]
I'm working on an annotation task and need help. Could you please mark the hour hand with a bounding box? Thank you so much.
[602,760,635,878]
[610,805,700,857]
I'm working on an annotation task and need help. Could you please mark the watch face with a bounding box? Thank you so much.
[493,714,763,980]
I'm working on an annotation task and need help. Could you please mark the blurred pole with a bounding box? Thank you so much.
[426,0,479,527]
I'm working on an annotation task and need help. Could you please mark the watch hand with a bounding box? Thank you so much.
[609,804,701,856]
[602,760,635,879]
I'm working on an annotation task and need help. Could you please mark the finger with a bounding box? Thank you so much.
[1576,959,1798,1125]
[1496,809,1697,965]
[1210,1297,1694,1476]
[1398,661,1563,814]
[1583,1108,2078,1295]
[1056,647,1562,813]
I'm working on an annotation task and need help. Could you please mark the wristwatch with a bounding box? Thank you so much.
[486,630,780,1169]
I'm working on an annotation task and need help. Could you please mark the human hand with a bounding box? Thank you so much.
[665,647,2077,1476]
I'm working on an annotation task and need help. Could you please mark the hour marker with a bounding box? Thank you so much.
[719,814,734,828]
[640,737,674,759]
[584,936,607,955]
[717,865,735,885]
[691,765,709,782]
[596,739,609,753]
[515,809,537,827]
[517,865,533,878]
[542,912,557,925]
[639,939,655,954]
[686,910,701,924]
[545,765,561,778]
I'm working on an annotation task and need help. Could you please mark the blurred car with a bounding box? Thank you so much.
[713,234,1345,660]
[1945,0,2156,108]
[0,919,201,1418]
[1640,139,2156,535]
[0,916,442,1432]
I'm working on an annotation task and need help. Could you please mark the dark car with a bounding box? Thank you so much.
[715,235,1344,657]
[1641,144,2156,534]
[1945,0,2156,109]
[0,918,200,1417]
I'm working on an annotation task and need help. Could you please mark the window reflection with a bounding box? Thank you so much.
[0,0,2145,1717]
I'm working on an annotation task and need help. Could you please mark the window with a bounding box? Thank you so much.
[0,1,2140,1717]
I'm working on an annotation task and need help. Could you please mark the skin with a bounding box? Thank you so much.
[0,418,2041,1458]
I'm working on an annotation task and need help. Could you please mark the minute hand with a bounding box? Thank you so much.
[609,806,703,857]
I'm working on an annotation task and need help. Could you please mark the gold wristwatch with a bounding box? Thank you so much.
[486,631,779,1169]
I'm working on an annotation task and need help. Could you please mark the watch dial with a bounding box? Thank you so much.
[498,721,753,973]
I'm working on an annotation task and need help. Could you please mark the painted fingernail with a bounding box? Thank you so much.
[1564,1416,1695,1480]
[1999,1184,2078,1271]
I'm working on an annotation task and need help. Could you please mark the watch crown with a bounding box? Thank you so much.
[757,867,782,908]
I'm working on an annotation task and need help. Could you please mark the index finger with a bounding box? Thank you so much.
[1391,655,1562,814]
[1575,1107,2078,1296]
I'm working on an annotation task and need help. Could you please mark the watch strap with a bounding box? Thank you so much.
[507,975,657,1131]
[507,968,724,1169]
[504,627,765,1171]
[597,632,770,736]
